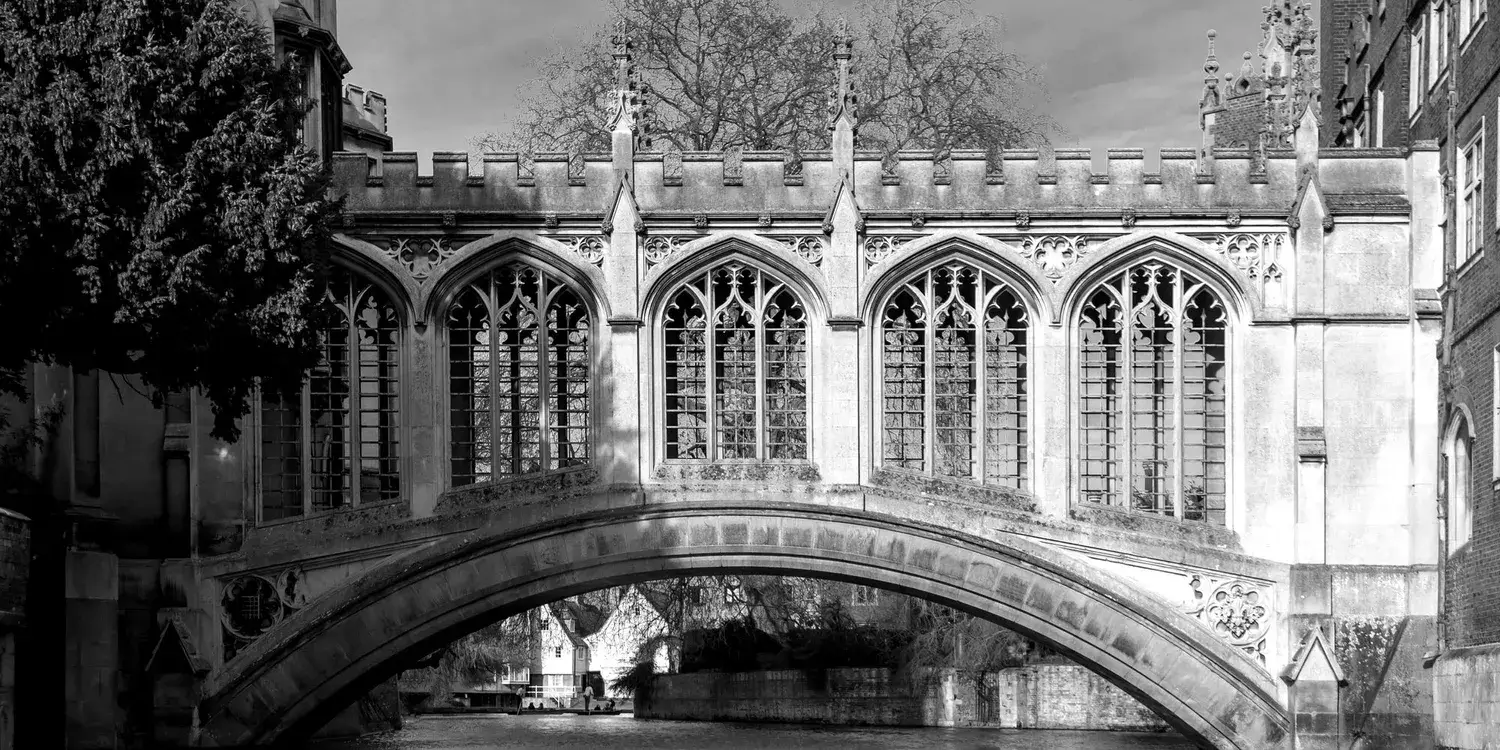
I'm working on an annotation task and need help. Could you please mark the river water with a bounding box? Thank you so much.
[320,714,1198,749]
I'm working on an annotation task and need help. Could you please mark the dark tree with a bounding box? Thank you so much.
[0,0,340,442]
[477,0,1056,155]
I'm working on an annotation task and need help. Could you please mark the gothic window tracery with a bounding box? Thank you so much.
[1077,260,1227,524]
[260,267,401,521]
[447,262,592,485]
[663,262,809,461]
[878,263,1029,487]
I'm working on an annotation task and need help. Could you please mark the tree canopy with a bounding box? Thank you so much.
[478,0,1056,155]
[0,0,339,442]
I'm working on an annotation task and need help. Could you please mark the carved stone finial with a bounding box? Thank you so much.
[828,17,858,134]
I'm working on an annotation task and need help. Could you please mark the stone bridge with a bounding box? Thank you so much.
[196,490,1290,748]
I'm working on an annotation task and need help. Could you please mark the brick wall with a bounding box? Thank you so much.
[638,665,1168,732]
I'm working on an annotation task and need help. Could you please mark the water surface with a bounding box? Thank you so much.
[321,713,1198,749]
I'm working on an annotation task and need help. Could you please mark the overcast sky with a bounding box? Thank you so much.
[338,0,1288,163]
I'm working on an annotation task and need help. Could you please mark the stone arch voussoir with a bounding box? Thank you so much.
[195,504,1289,749]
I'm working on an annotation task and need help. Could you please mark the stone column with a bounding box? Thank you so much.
[65,550,117,749]
[1033,320,1070,517]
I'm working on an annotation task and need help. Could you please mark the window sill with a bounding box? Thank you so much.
[654,461,820,482]
[1456,248,1485,279]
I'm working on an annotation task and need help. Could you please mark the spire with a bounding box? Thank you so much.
[1199,30,1224,116]
[606,19,651,150]
[828,18,857,136]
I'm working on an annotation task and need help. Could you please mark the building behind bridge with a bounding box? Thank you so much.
[9,0,1500,747]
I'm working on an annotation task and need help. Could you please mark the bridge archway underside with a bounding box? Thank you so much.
[198,504,1289,749]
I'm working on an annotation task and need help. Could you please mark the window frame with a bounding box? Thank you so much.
[870,258,1035,489]
[440,257,601,489]
[1460,0,1487,47]
[1459,123,1486,268]
[653,257,814,466]
[254,265,405,524]
[1371,72,1386,147]
[1446,411,1475,553]
[1069,257,1234,526]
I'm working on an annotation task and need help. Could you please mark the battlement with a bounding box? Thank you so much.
[332,143,1416,217]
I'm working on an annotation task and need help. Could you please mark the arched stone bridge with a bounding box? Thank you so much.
[196,486,1289,749]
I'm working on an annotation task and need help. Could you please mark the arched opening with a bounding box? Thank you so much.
[1071,257,1230,524]
[198,505,1288,749]
[257,264,403,522]
[1446,412,1474,552]
[444,261,595,486]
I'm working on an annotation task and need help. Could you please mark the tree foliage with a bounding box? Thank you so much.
[0,0,340,441]
[477,0,1055,155]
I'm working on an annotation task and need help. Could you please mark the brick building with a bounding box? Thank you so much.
[1322,0,1500,746]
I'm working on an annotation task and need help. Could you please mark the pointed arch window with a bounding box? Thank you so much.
[260,267,402,521]
[447,262,592,485]
[1447,414,1474,552]
[1077,260,1228,524]
[662,262,808,461]
[878,263,1030,487]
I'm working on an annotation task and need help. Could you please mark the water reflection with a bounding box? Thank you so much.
[319,714,1197,749]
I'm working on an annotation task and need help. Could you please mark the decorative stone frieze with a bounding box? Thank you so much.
[767,235,825,265]
[862,235,916,265]
[1018,235,1096,280]
[1192,232,1286,280]
[643,235,689,267]
[370,236,459,281]
[559,235,607,265]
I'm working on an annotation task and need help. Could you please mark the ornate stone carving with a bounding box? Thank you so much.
[1322,215,1335,232]
[1194,233,1285,279]
[1121,208,1137,229]
[1019,235,1093,279]
[644,235,688,266]
[221,569,306,661]
[757,213,773,228]
[862,235,914,265]
[373,237,458,281]
[560,235,607,265]
[543,212,560,229]
[910,211,926,228]
[693,214,709,230]
[768,236,825,265]
[1015,211,1031,230]
[441,212,456,229]
[1226,209,1242,228]
[1185,575,1272,666]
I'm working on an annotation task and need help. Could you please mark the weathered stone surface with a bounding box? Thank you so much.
[197,504,1288,749]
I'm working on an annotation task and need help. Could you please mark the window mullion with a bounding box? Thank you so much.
[924,272,937,475]
[348,308,362,508]
[973,288,986,483]
[706,277,718,461]
[539,279,553,474]
[301,378,313,516]
[1121,274,1133,513]
[489,277,502,484]
[754,273,766,461]
[1172,272,1185,521]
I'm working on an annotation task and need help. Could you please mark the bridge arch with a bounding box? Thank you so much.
[196,504,1289,749]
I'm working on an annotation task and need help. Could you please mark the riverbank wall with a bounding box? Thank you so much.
[636,665,1169,731]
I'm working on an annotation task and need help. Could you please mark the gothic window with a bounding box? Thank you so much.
[663,262,808,461]
[1447,414,1474,552]
[1077,260,1228,524]
[878,263,1029,487]
[260,267,401,521]
[447,262,592,485]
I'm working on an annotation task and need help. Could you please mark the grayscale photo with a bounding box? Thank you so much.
[0,0,1493,747]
